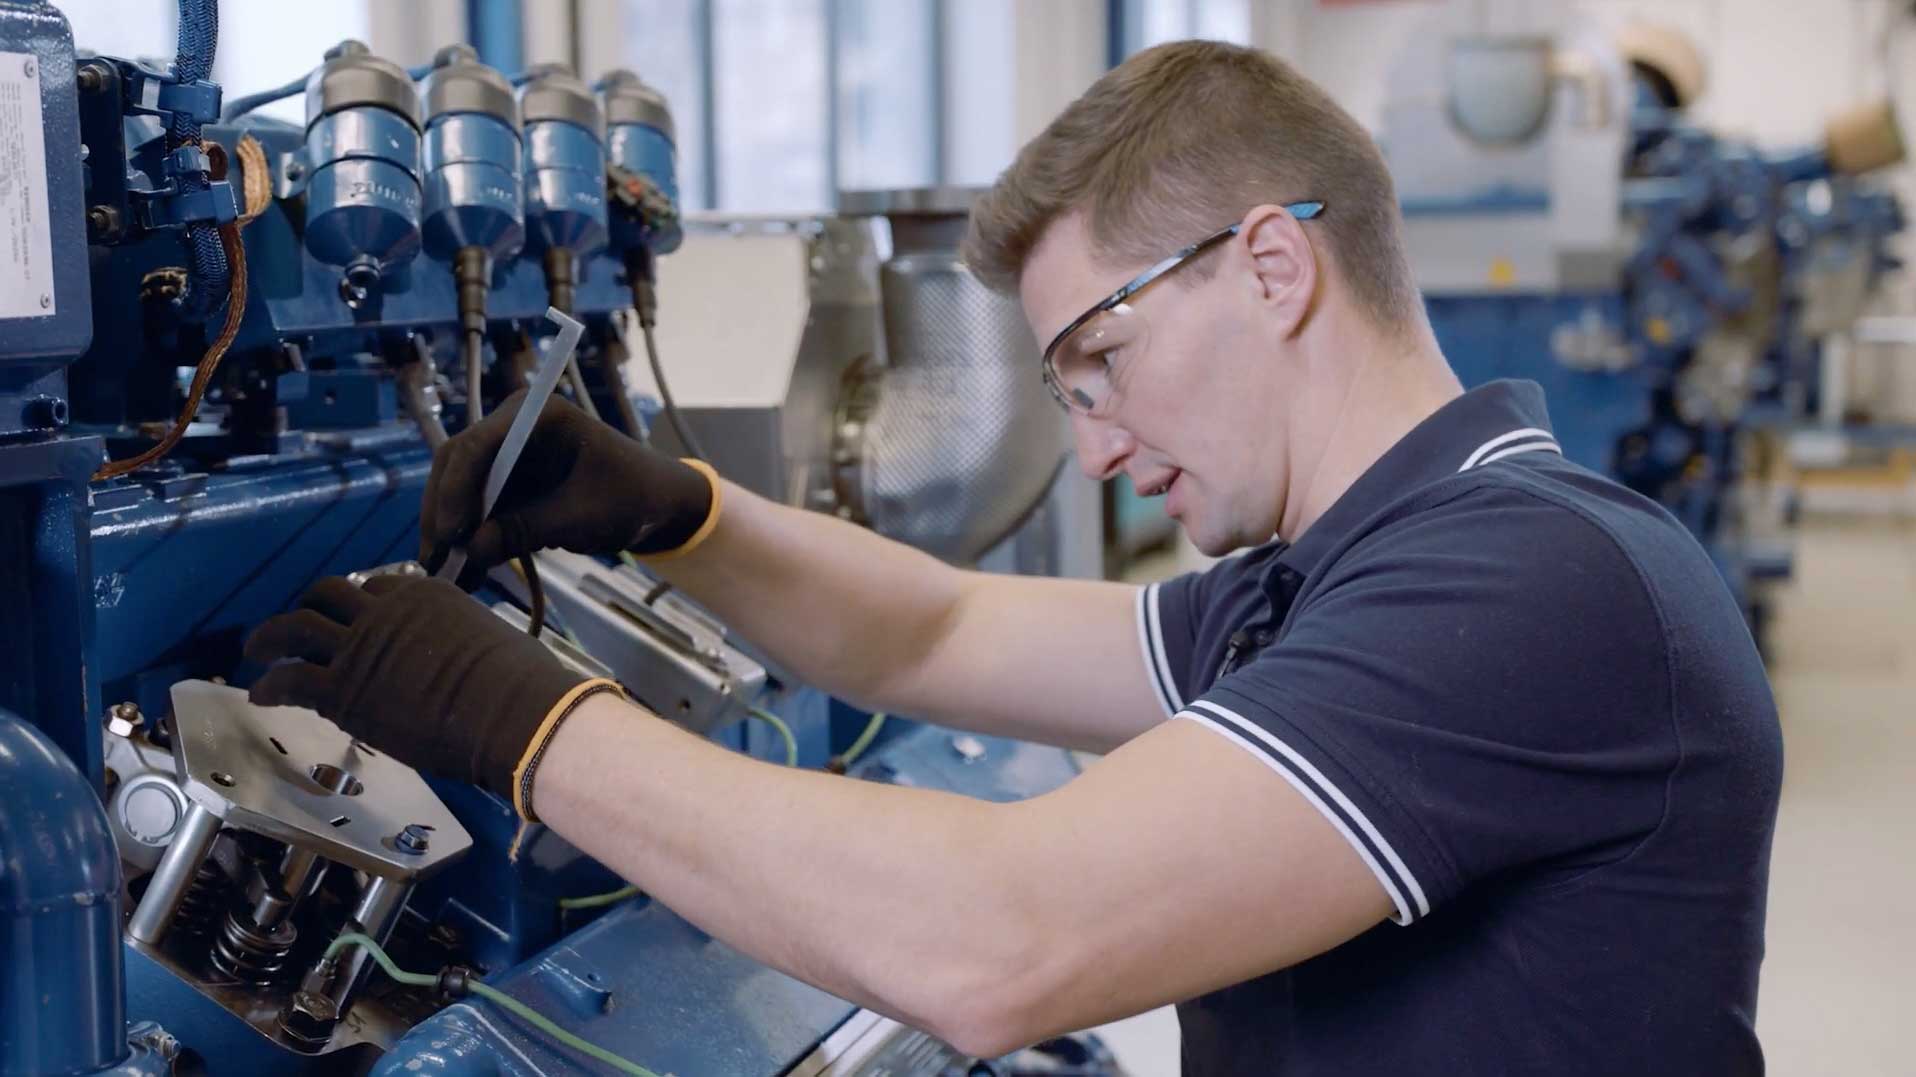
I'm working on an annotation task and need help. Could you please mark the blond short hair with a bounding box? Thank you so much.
[963,40,1422,333]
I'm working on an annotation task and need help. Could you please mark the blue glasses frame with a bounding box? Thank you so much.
[1040,200,1326,412]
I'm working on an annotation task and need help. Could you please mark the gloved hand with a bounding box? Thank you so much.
[245,574,621,820]
[420,388,721,580]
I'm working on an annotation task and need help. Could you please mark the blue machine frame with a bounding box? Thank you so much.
[0,4,1117,1074]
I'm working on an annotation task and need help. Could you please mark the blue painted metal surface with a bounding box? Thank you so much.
[422,110,526,260]
[0,434,102,782]
[0,709,125,1076]
[0,0,93,437]
[523,118,609,256]
[380,725,1086,1077]
[303,106,425,273]
[88,444,430,720]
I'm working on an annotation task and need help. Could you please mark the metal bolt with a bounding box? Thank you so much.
[105,702,141,739]
[76,63,103,94]
[87,205,121,237]
[23,58,35,78]
[395,824,431,854]
[38,294,50,309]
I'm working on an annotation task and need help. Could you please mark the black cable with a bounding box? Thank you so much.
[521,554,546,639]
[640,321,707,462]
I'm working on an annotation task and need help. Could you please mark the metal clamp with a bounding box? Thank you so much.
[136,182,240,229]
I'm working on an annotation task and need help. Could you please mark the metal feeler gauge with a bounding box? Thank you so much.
[436,307,586,584]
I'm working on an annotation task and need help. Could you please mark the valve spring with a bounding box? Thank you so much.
[207,909,299,987]
[171,860,230,942]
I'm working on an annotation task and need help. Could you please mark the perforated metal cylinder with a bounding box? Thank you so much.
[837,190,1066,563]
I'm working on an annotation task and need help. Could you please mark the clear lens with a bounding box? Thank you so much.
[1043,302,1150,416]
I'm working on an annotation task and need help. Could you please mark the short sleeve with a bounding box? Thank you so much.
[1139,548,1265,717]
[1176,489,1677,924]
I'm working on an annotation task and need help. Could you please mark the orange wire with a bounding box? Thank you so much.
[92,221,250,482]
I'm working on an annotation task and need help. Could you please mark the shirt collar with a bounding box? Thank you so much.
[1273,379,1560,579]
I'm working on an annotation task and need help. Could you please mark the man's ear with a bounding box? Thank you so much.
[1238,204,1319,339]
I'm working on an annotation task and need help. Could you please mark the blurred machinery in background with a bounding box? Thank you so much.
[0,2,1095,1074]
[1385,6,1906,638]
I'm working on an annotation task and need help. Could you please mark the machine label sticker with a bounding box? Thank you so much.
[0,50,54,319]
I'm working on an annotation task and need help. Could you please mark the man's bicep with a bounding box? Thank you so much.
[996,718,1393,1037]
[897,574,1172,752]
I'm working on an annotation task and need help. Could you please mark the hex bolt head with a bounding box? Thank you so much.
[395,823,432,854]
[105,702,141,739]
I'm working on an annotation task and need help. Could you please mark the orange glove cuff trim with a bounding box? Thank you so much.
[511,677,625,822]
[641,458,724,562]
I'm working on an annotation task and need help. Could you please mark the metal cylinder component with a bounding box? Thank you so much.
[127,801,221,946]
[832,188,1067,563]
[302,40,424,272]
[0,709,127,1076]
[602,68,681,255]
[278,846,326,904]
[421,44,525,262]
[519,64,608,257]
[321,874,414,1016]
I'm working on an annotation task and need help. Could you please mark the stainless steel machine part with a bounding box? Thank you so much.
[322,874,416,1017]
[165,680,472,881]
[536,549,769,734]
[437,306,584,583]
[833,188,1067,564]
[126,802,222,945]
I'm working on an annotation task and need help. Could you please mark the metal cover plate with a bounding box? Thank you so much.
[167,680,472,880]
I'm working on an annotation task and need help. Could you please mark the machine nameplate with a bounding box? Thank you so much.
[0,50,54,318]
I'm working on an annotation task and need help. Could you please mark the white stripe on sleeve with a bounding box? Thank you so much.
[1136,585,1178,718]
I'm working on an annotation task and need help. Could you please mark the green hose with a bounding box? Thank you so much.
[326,932,665,1077]
[745,704,799,766]
[836,712,888,769]
[558,884,642,910]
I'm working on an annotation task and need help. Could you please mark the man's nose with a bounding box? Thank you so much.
[1071,413,1134,481]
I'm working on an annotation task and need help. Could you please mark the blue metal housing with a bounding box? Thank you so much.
[0,0,93,437]
[0,710,125,1076]
[422,110,525,260]
[606,121,680,255]
[524,119,608,256]
[302,106,425,271]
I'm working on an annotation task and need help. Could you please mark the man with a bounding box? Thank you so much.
[247,41,1782,1074]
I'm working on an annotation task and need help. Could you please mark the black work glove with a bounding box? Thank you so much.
[245,574,621,819]
[420,389,719,581]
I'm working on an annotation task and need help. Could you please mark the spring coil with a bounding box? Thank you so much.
[170,860,230,942]
[207,909,299,987]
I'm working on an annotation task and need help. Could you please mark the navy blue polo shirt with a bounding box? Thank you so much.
[1138,380,1782,1076]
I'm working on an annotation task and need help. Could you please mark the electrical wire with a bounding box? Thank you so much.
[325,932,663,1077]
[640,319,707,462]
[521,554,546,638]
[834,712,888,770]
[557,884,641,910]
[94,222,249,481]
[745,704,799,767]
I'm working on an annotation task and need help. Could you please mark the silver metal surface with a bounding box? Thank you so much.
[126,802,221,945]
[437,306,583,582]
[105,719,189,870]
[849,241,1066,563]
[536,550,769,735]
[836,186,980,217]
[166,680,472,880]
[325,875,415,1016]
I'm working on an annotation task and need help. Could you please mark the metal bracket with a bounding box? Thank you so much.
[165,680,472,882]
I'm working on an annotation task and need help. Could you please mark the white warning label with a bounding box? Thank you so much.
[0,50,55,319]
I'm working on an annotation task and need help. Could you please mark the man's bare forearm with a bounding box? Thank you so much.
[535,694,1043,1047]
[647,482,1164,752]
[648,481,968,706]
